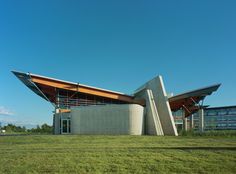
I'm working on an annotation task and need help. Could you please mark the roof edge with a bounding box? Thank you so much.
[169,83,221,101]
[12,70,131,97]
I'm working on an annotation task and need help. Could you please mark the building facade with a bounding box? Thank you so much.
[204,106,236,130]
[12,70,221,136]
[173,106,236,131]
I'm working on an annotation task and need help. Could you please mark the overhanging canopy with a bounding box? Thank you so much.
[169,84,221,117]
[12,71,220,116]
[12,71,145,107]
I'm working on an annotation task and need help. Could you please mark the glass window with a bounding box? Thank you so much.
[62,120,67,133]
[207,111,217,116]
[218,110,227,115]
[61,119,71,134]
[228,110,236,115]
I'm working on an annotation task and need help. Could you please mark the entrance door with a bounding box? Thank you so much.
[61,119,71,134]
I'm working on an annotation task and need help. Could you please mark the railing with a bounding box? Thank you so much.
[55,95,122,108]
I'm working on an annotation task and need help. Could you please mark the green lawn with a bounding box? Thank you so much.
[0,135,235,174]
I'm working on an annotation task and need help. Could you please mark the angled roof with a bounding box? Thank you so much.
[169,84,221,117]
[12,71,145,106]
[12,70,220,116]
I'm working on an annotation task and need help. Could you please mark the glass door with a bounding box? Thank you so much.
[61,119,71,134]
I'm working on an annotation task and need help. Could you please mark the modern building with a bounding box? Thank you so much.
[173,106,236,131]
[204,106,236,130]
[12,71,220,136]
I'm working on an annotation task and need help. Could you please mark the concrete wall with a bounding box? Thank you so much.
[145,89,164,135]
[134,76,178,136]
[53,113,60,134]
[54,104,144,135]
[71,104,144,135]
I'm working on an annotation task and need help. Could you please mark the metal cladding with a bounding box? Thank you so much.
[12,70,221,136]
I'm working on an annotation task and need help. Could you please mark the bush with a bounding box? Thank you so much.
[180,129,236,137]
[29,124,53,134]
[2,124,26,133]
[1,123,53,134]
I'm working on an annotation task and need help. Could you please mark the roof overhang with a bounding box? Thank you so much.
[169,84,221,117]
[12,71,220,116]
[12,71,145,106]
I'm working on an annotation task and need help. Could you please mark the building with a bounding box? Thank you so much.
[173,106,236,131]
[12,71,220,136]
[204,106,236,130]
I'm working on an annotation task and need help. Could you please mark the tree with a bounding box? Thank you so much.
[41,123,53,133]
[3,124,26,133]
[29,124,53,134]
[2,123,52,134]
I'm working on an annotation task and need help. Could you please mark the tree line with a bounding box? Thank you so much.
[0,123,53,134]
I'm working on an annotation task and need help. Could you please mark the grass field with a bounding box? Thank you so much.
[0,135,235,174]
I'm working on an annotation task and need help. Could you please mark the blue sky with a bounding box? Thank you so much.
[1,0,236,126]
